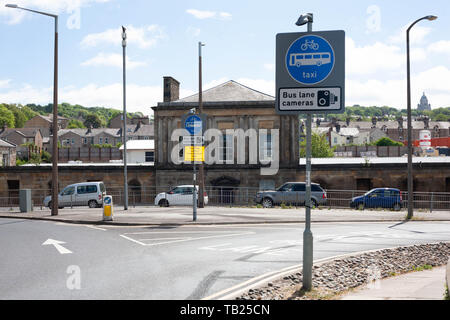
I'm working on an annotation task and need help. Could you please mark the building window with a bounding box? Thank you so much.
[105,137,108,144]
[259,132,273,161]
[99,138,103,144]
[66,139,70,145]
[145,151,154,162]
[83,138,87,144]
[71,138,75,144]
[220,134,233,163]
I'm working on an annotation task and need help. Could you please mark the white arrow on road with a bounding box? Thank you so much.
[42,239,73,254]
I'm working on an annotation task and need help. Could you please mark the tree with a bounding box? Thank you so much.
[300,132,334,158]
[372,137,403,146]
[83,113,103,128]
[0,104,15,128]
[68,119,85,129]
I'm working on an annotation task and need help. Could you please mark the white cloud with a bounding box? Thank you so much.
[81,52,147,69]
[347,66,450,108]
[81,25,165,49]
[263,63,275,71]
[346,37,404,75]
[0,0,109,24]
[0,82,161,115]
[388,24,433,45]
[186,9,232,20]
[428,40,450,55]
[0,79,11,88]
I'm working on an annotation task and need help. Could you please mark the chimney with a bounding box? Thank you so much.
[135,120,142,132]
[423,116,430,130]
[86,124,92,135]
[346,117,350,127]
[163,76,180,102]
[371,116,377,127]
[336,124,341,133]
[1,123,7,134]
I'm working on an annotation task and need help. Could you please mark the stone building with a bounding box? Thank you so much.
[24,114,69,137]
[418,92,431,111]
[0,126,43,151]
[0,139,16,166]
[152,77,299,190]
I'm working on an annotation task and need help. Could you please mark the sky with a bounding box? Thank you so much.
[0,0,449,116]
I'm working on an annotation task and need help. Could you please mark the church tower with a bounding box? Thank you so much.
[417,92,431,111]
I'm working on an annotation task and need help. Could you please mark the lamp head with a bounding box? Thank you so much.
[5,4,18,8]
[295,13,313,26]
[426,15,438,21]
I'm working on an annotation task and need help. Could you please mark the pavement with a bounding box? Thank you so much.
[0,205,449,226]
[339,266,448,300]
[1,205,449,300]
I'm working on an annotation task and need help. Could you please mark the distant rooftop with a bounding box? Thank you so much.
[174,80,274,103]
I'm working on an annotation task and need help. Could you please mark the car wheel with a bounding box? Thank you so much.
[159,199,169,207]
[47,201,52,208]
[88,200,98,208]
[262,198,273,208]
[357,203,365,210]
[393,203,401,211]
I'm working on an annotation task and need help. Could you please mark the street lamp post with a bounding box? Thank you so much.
[6,4,59,216]
[122,26,129,210]
[406,15,437,220]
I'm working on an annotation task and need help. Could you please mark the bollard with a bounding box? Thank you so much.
[103,195,113,221]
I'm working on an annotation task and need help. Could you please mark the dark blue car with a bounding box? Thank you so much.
[350,188,403,211]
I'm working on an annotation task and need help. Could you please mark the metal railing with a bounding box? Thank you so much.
[1,186,450,211]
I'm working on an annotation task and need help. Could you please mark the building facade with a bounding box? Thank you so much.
[152,77,299,190]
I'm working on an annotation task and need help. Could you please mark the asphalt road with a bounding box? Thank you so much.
[1,218,449,299]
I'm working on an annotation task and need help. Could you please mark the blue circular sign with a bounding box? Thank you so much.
[104,196,111,205]
[285,35,335,85]
[185,115,202,135]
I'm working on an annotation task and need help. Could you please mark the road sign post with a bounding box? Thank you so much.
[276,14,345,291]
[181,113,207,222]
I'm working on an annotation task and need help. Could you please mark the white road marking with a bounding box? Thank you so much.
[120,231,254,247]
[42,239,72,254]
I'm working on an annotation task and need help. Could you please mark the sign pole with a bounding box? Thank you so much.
[302,14,314,292]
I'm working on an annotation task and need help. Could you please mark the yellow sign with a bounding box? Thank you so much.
[184,146,205,162]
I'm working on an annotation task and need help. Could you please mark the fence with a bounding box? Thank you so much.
[1,186,450,211]
[58,147,122,163]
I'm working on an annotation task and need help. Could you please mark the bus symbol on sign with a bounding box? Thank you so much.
[285,34,335,85]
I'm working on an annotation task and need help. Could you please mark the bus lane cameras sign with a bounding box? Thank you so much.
[275,30,345,114]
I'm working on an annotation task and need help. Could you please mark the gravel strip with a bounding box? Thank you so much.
[235,242,450,300]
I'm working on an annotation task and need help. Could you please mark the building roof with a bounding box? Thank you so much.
[174,80,274,103]
[58,128,121,137]
[121,124,154,137]
[0,128,42,138]
[119,139,154,150]
[0,138,16,147]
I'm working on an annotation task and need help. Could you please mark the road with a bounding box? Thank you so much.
[1,218,449,299]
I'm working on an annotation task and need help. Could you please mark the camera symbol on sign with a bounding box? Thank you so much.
[317,90,338,107]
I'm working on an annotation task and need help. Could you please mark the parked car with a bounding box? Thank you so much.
[350,188,402,211]
[254,182,327,208]
[44,182,106,209]
[155,185,208,207]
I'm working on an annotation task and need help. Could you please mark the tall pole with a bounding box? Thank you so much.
[198,41,205,208]
[406,25,413,220]
[405,15,437,220]
[122,26,129,210]
[5,4,60,216]
[51,16,59,216]
[302,13,314,291]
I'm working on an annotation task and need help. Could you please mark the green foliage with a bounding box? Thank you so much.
[83,113,103,128]
[372,137,403,146]
[300,132,334,158]
[67,119,85,129]
[116,142,123,148]
[0,104,15,128]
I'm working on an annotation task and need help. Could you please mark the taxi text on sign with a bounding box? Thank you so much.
[275,30,345,114]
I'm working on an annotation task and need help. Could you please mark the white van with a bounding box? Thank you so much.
[44,182,106,209]
[154,185,208,207]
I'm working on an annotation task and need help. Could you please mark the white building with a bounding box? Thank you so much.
[119,140,154,164]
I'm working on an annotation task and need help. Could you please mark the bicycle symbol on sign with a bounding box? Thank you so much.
[301,40,319,51]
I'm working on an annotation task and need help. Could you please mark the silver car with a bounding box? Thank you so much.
[44,182,106,209]
[254,182,327,208]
